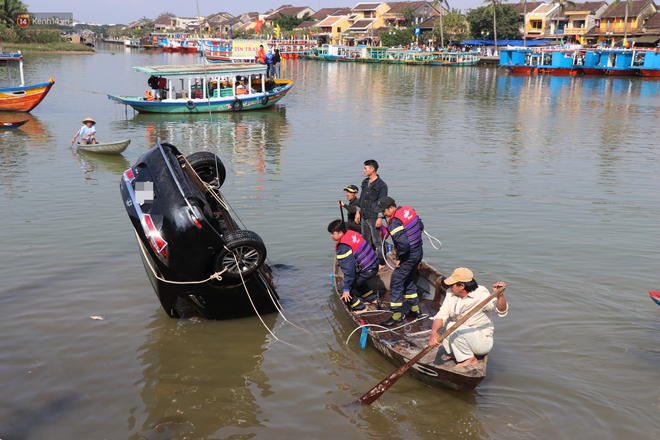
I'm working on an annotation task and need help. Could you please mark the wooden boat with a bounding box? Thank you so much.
[500,48,582,75]
[77,139,130,154]
[0,119,29,129]
[581,49,637,76]
[332,258,488,391]
[108,63,294,114]
[0,52,55,112]
[430,51,480,67]
[650,290,660,306]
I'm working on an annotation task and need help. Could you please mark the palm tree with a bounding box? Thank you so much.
[432,0,450,49]
[519,0,527,47]
[482,0,507,54]
[0,0,28,26]
[613,0,634,42]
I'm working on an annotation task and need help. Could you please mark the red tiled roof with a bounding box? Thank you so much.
[600,0,654,18]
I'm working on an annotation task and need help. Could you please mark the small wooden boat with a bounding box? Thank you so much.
[77,139,130,154]
[650,290,660,306]
[0,52,55,112]
[332,258,488,391]
[0,119,29,129]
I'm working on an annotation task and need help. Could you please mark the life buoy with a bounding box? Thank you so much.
[186,100,195,110]
[232,99,243,111]
[260,95,269,106]
[265,80,275,89]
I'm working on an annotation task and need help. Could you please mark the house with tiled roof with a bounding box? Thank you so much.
[206,12,233,28]
[311,7,344,21]
[153,16,176,31]
[294,20,317,30]
[339,2,391,44]
[382,1,445,29]
[316,14,351,44]
[264,6,316,26]
[585,0,658,43]
[547,1,608,42]
[525,3,559,38]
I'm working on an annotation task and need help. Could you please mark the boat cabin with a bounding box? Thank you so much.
[0,52,25,88]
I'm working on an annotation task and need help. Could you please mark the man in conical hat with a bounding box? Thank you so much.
[71,117,97,145]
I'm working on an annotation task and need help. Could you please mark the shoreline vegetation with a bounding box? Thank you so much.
[2,42,95,53]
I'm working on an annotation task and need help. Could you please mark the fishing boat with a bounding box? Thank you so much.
[331,259,488,391]
[357,46,389,63]
[76,139,130,154]
[0,118,29,129]
[0,52,55,112]
[108,63,294,114]
[637,50,660,77]
[581,49,636,76]
[650,290,660,306]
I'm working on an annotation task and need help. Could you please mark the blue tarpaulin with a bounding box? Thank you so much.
[460,39,551,47]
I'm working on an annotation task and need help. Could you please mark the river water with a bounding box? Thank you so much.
[1,43,659,439]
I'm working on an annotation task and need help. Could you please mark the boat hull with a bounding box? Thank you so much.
[0,119,29,129]
[108,81,293,114]
[77,139,130,154]
[640,69,660,77]
[332,260,487,391]
[0,79,55,112]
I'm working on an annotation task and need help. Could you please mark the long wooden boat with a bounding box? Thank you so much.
[0,118,29,129]
[332,258,488,391]
[77,139,130,154]
[430,51,480,67]
[650,290,660,306]
[0,52,55,112]
[108,63,294,114]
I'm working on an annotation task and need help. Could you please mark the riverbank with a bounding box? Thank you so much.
[2,42,95,53]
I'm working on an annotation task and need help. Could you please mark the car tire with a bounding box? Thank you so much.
[186,152,226,190]
[215,230,267,280]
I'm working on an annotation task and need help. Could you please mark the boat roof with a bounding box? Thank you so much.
[0,52,23,62]
[133,63,266,77]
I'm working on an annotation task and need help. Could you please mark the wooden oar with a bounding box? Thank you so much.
[355,285,506,405]
[339,200,346,229]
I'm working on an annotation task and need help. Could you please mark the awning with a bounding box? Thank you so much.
[635,35,660,44]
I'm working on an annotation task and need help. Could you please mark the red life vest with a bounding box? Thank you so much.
[336,230,378,271]
[387,206,423,247]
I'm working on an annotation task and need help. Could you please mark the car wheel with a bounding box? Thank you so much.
[186,152,226,190]
[215,230,267,280]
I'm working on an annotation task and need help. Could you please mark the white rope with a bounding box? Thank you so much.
[424,230,442,250]
[135,229,227,284]
[231,251,305,351]
[343,315,430,345]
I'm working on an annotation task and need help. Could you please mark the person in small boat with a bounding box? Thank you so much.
[339,185,361,233]
[71,117,97,145]
[428,268,508,368]
[376,197,424,327]
[328,219,379,314]
[147,75,160,99]
[354,160,388,268]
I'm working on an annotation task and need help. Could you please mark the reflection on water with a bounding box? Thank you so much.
[71,148,131,185]
[129,314,275,440]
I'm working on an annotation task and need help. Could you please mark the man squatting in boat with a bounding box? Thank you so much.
[339,184,361,233]
[377,197,424,327]
[354,160,388,269]
[328,220,379,313]
[428,268,508,368]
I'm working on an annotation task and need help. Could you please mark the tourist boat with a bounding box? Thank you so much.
[331,259,488,390]
[404,52,435,65]
[581,49,636,76]
[0,52,55,112]
[636,50,660,77]
[202,39,232,62]
[500,48,582,75]
[430,51,480,67]
[0,118,29,129]
[108,63,294,114]
[357,46,389,63]
[383,49,418,64]
[124,38,141,48]
[76,139,130,154]
[162,38,200,53]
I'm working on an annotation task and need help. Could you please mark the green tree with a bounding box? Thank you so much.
[466,4,522,43]
[272,12,311,31]
[440,8,469,43]
[400,6,415,26]
[379,27,415,47]
[158,11,176,18]
[481,0,507,50]
[0,0,28,26]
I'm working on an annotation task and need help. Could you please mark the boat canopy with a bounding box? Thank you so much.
[0,52,24,62]
[133,63,266,77]
[461,39,551,47]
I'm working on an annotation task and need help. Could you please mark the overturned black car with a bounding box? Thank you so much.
[119,141,280,320]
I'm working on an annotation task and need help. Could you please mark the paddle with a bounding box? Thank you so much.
[339,200,346,229]
[355,285,506,405]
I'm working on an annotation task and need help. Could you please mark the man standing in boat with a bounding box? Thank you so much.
[328,220,379,313]
[428,268,508,368]
[354,160,388,268]
[377,197,424,326]
[339,184,361,233]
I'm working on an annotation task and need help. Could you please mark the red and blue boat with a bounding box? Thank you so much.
[650,290,660,306]
[500,48,583,75]
[580,49,636,76]
[0,52,54,112]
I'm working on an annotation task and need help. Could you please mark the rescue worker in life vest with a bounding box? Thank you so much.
[328,219,379,313]
[377,197,424,326]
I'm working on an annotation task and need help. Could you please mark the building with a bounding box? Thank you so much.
[341,2,391,45]
[525,3,559,39]
[316,14,351,44]
[382,1,446,29]
[584,0,658,44]
[264,6,316,27]
[547,1,608,43]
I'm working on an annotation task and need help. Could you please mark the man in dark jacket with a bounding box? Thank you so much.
[376,196,424,326]
[355,160,388,268]
[339,184,360,232]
